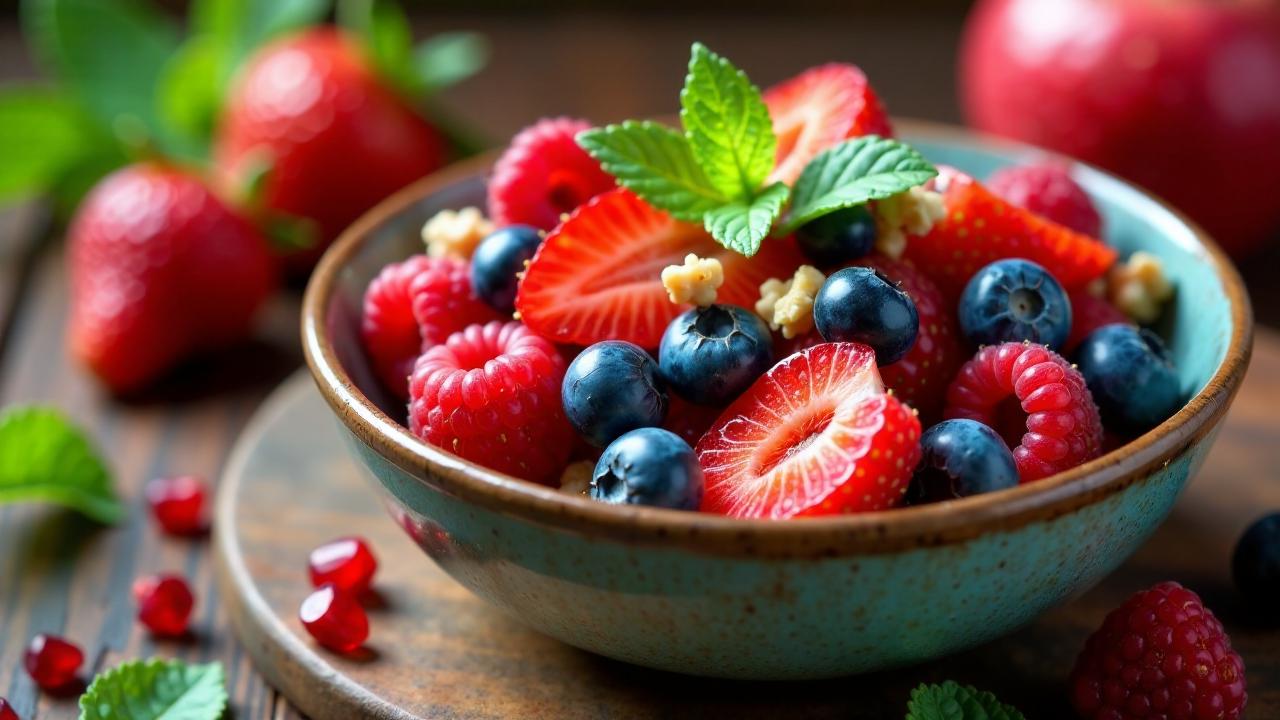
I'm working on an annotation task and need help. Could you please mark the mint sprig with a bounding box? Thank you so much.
[0,406,123,524]
[79,660,227,720]
[782,135,937,233]
[905,681,1026,720]
[578,42,937,257]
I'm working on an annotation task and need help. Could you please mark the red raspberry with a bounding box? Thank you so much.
[987,162,1103,238]
[362,256,499,399]
[408,321,573,484]
[487,117,616,231]
[944,342,1103,481]
[1067,289,1132,353]
[1070,582,1247,720]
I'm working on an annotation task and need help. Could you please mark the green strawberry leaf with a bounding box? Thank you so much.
[679,42,776,201]
[412,32,489,93]
[0,406,123,524]
[155,37,222,160]
[49,145,129,221]
[905,681,1026,720]
[0,86,95,204]
[79,660,227,720]
[192,0,331,64]
[22,0,181,153]
[703,181,789,256]
[578,121,727,222]
[782,135,937,233]
[338,0,415,94]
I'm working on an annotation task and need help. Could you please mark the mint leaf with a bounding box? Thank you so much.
[782,135,937,233]
[679,42,776,200]
[412,32,489,92]
[79,660,227,720]
[578,121,727,221]
[906,681,1026,720]
[0,406,123,524]
[23,0,181,151]
[0,86,94,203]
[703,182,789,256]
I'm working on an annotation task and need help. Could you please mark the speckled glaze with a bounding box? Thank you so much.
[302,122,1252,680]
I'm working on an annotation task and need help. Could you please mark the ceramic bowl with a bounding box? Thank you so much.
[301,121,1252,680]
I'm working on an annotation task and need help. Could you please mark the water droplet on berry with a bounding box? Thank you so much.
[23,634,82,691]
[145,475,207,536]
[308,537,378,594]
[0,698,19,720]
[299,584,369,654]
[133,575,195,637]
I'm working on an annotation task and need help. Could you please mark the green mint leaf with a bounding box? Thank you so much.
[23,0,181,152]
[703,182,789,256]
[338,0,416,94]
[906,681,1026,720]
[679,42,776,201]
[578,121,727,221]
[782,135,937,233]
[0,86,95,203]
[412,32,489,93]
[0,406,123,524]
[79,660,227,720]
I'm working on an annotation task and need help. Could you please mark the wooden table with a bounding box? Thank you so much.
[2,9,1280,719]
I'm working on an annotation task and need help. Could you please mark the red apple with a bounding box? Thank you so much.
[960,0,1280,255]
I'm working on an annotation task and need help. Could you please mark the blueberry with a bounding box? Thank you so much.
[470,224,542,312]
[959,259,1071,350]
[658,304,772,406]
[814,266,918,365]
[796,205,877,267]
[591,428,704,510]
[907,419,1019,504]
[1076,324,1182,433]
[562,341,667,447]
[1233,512,1280,609]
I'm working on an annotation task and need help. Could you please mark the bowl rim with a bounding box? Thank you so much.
[301,119,1254,558]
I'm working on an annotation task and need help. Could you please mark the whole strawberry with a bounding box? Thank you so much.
[1070,581,1247,720]
[68,164,275,393]
[214,28,447,267]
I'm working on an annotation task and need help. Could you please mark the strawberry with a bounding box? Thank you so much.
[904,168,1117,298]
[214,29,447,269]
[515,188,804,348]
[68,164,275,394]
[697,343,922,519]
[764,63,894,185]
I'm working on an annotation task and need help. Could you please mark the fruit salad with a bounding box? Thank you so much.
[360,43,1183,519]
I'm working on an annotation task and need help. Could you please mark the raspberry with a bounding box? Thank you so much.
[362,256,498,399]
[987,163,1103,238]
[1070,582,1247,720]
[944,342,1103,481]
[487,117,616,231]
[408,321,573,484]
[1066,289,1131,353]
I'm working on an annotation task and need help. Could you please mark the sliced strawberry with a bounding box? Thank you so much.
[764,64,894,186]
[697,343,922,519]
[516,188,804,348]
[904,170,1118,298]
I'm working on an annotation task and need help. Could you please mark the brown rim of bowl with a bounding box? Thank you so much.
[302,119,1253,558]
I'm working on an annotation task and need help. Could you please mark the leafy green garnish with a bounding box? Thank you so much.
[783,135,937,233]
[339,0,488,98]
[79,660,227,720]
[0,86,94,203]
[905,681,1026,720]
[679,42,776,200]
[0,406,123,524]
[578,42,938,257]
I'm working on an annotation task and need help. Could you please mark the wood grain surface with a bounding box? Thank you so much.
[1,8,1279,719]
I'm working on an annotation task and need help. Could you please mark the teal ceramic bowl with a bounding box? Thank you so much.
[301,121,1252,680]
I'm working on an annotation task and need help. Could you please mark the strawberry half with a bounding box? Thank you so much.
[697,343,922,519]
[764,63,894,185]
[904,169,1118,298]
[516,188,804,348]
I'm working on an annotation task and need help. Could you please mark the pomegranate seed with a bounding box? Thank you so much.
[133,574,195,637]
[145,476,208,536]
[299,584,368,653]
[0,698,19,720]
[308,537,378,593]
[23,634,82,691]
